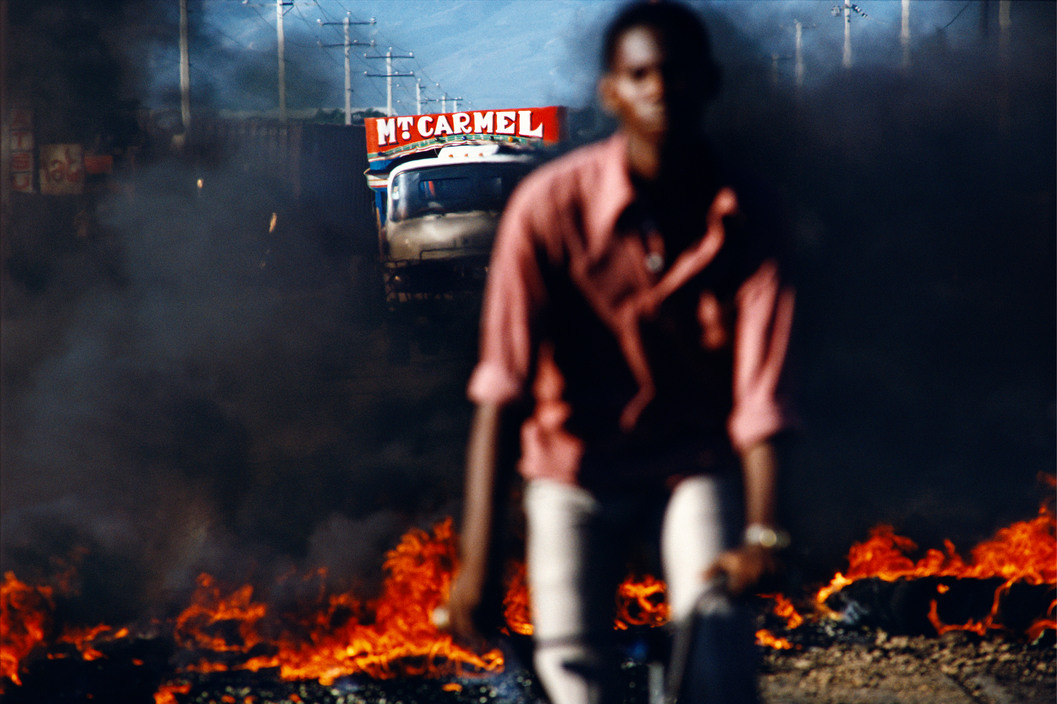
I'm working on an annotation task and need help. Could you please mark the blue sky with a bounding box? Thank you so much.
[188,1,1011,115]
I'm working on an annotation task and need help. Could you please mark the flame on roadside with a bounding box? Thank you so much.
[3,490,1054,698]
[55,624,129,661]
[754,593,803,650]
[815,498,1056,637]
[502,564,670,636]
[616,574,670,630]
[1,571,131,690]
[759,593,804,631]
[169,518,503,685]
[154,681,191,704]
[754,629,793,650]
[1,572,53,686]
[502,562,532,636]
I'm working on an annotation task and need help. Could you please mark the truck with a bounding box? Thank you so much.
[364,107,564,314]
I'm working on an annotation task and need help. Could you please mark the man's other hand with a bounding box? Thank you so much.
[704,544,776,597]
[440,566,489,650]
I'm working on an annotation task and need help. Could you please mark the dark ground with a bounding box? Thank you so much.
[3,615,1054,704]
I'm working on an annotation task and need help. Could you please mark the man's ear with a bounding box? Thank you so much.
[597,74,618,116]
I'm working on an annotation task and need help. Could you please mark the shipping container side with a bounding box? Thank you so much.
[299,124,376,258]
[176,118,376,259]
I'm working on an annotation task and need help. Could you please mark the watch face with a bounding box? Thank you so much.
[758,528,779,548]
[745,524,789,550]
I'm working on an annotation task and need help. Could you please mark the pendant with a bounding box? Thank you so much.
[645,252,665,274]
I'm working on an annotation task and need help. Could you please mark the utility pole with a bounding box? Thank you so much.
[179,0,191,132]
[777,19,810,97]
[998,0,1010,66]
[842,0,852,69]
[319,14,374,125]
[437,93,463,113]
[794,19,805,92]
[417,80,444,114]
[900,0,912,68]
[364,47,414,117]
[997,0,1011,138]
[833,0,871,70]
[277,0,289,122]
[769,53,784,88]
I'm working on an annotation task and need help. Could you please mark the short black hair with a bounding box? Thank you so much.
[602,1,721,99]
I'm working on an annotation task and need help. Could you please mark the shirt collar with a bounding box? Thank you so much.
[583,132,638,254]
[586,131,738,295]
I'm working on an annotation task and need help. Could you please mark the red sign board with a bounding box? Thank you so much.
[366,106,564,163]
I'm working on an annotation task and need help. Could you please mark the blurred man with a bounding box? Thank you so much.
[444,2,795,702]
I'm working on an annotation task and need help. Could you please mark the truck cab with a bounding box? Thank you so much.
[365,107,564,309]
[381,145,535,302]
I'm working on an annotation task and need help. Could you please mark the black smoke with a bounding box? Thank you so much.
[696,1,1056,576]
[2,0,467,622]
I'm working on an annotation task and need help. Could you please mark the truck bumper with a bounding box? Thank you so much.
[383,257,490,305]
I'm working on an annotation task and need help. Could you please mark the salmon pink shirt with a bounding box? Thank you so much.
[468,133,795,490]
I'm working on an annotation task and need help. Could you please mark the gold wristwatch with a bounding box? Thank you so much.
[743,523,790,550]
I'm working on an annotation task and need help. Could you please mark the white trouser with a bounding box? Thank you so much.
[523,475,758,704]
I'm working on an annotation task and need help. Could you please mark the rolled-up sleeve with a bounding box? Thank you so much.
[727,258,796,451]
[467,184,549,406]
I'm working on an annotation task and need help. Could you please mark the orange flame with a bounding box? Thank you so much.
[1025,600,1056,641]
[753,593,804,650]
[174,573,270,658]
[55,624,129,661]
[1,572,55,686]
[816,502,1056,636]
[616,574,670,630]
[3,497,1054,699]
[759,593,804,630]
[502,562,532,636]
[163,518,503,685]
[754,629,793,650]
[154,681,191,704]
[502,566,670,636]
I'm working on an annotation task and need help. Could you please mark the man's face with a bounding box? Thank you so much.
[600,26,706,144]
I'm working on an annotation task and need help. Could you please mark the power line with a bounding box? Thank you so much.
[245,4,276,33]
[943,1,973,30]
[290,2,327,46]
[199,12,264,52]
[204,0,469,116]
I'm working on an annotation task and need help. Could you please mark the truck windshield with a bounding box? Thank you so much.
[390,162,532,222]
